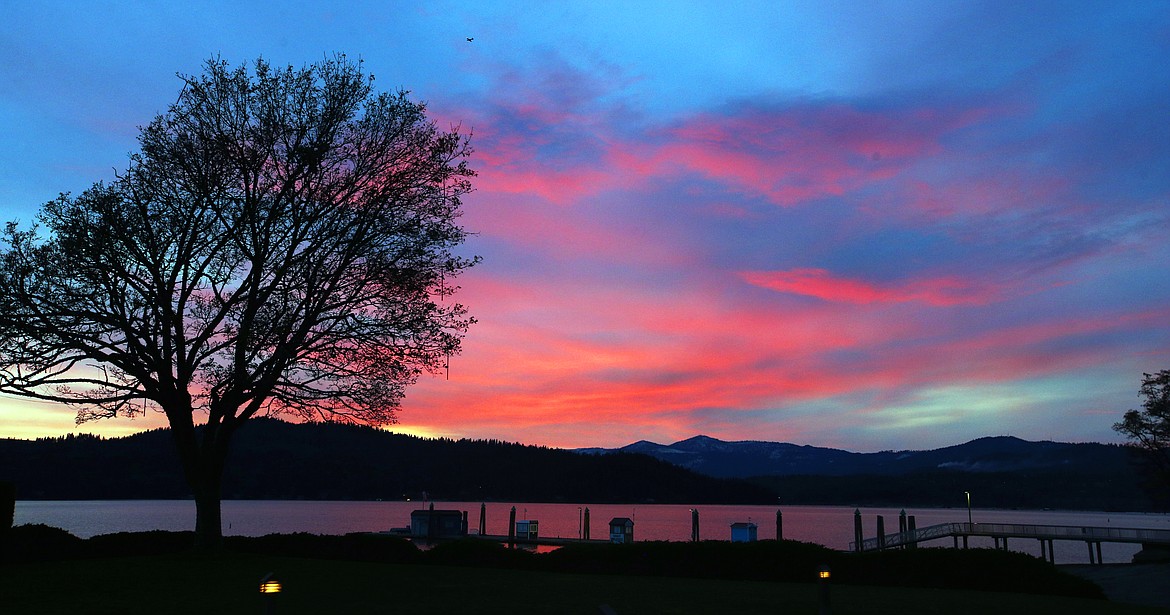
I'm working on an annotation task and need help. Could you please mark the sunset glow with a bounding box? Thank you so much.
[1,1,1167,451]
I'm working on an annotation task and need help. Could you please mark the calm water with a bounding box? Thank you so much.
[15,500,1170,564]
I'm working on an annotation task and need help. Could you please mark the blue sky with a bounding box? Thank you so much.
[1,1,1168,450]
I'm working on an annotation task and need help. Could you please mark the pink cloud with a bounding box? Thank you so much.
[444,65,992,211]
[473,165,614,206]
[740,268,1002,306]
[637,103,986,206]
[399,269,920,445]
[462,192,695,270]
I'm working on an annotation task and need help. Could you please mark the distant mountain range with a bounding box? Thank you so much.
[576,435,1157,511]
[577,434,1134,479]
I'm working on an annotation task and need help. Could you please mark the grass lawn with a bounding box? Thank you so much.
[3,552,1168,615]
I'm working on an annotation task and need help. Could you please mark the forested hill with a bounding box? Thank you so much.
[588,434,1136,479]
[581,435,1159,511]
[0,418,773,504]
[2,420,1158,510]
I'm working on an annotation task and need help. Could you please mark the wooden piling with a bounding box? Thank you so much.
[1039,538,1054,563]
[853,509,863,552]
[508,506,516,546]
[776,509,783,541]
[876,515,886,550]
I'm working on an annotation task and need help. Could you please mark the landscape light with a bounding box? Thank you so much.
[259,572,281,615]
[259,572,282,594]
[817,564,832,615]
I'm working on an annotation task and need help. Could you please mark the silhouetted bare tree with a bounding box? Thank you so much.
[1115,370,1170,506]
[0,55,476,546]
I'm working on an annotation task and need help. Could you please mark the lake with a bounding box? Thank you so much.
[15,500,1170,565]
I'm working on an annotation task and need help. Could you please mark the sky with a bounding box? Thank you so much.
[1,1,1168,452]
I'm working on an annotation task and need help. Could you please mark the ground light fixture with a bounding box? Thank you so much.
[259,572,281,614]
[817,564,831,615]
[259,573,282,594]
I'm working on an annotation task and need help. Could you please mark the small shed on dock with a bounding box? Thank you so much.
[730,522,758,543]
[609,517,634,544]
[515,519,539,540]
[410,509,467,539]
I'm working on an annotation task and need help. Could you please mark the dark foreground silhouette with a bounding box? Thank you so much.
[3,524,1104,599]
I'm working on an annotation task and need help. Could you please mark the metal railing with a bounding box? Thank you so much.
[853,522,960,551]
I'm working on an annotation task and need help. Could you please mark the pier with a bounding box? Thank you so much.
[852,521,1170,564]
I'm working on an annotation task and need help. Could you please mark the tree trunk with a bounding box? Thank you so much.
[193,468,224,550]
[1,480,14,557]
[171,415,231,550]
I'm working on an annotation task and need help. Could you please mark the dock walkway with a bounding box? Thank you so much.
[852,522,1170,564]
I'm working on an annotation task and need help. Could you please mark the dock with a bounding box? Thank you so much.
[852,521,1170,564]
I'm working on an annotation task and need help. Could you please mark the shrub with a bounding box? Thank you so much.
[5,524,84,563]
[544,539,835,580]
[422,538,537,568]
[227,532,420,564]
[85,531,196,558]
[836,547,1105,599]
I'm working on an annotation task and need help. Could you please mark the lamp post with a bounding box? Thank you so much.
[259,572,281,614]
[965,491,972,526]
[817,564,832,615]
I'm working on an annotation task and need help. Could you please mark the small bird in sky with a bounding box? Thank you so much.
[466,37,474,42]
